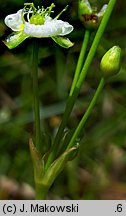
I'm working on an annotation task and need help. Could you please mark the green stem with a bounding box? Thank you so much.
[45,91,79,170]
[45,32,90,171]
[32,39,41,151]
[35,182,49,200]
[67,78,105,150]
[70,30,90,96]
[45,0,117,170]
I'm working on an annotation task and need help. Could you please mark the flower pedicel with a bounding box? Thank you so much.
[4,3,74,49]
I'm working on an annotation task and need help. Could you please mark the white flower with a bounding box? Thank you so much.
[4,9,24,31]
[4,3,74,49]
[5,10,73,38]
[24,18,73,38]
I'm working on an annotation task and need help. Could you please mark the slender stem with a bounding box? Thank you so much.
[32,39,41,150]
[45,0,117,170]
[70,30,90,96]
[67,78,105,150]
[35,182,49,200]
[45,89,79,170]
[45,32,90,171]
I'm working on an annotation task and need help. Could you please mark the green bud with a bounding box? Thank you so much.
[100,46,121,78]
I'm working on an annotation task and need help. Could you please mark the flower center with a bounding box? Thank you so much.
[24,2,55,25]
[30,13,45,25]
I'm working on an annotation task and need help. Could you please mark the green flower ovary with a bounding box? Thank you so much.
[30,13,45,25]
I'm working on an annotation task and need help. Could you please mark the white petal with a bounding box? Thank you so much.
[97,4,108,17]
[44,15,52,22]
[4,9,24,31]
[50,20,74,36]
[24,19,73,38]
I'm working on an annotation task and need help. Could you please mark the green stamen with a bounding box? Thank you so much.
[55,5,69,20]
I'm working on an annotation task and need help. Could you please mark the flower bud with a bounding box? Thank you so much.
[78,0,107,30]
[100,46,121,78]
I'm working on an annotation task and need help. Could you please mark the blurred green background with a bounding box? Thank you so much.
[0,0,126,199]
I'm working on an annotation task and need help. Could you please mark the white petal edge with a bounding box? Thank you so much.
[97,4,108,18]
[4,9,24,31]
[84,0,92,14]
[24,19,73,38]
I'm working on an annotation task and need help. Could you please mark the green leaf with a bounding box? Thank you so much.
[42,144,79,187]
[3,31,29,49]
[51,36,74,49]
[29,138,44,181]
[57,128,76,155]
[68,142,80,161]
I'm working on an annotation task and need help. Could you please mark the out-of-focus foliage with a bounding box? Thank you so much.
[0,0,126,199]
